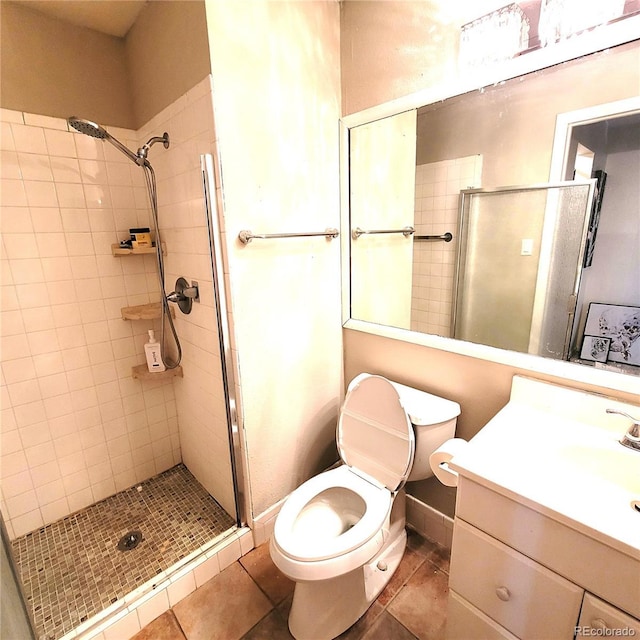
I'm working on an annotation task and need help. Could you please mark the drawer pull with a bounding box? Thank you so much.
[495,586,511,602]
[591,618,610,632]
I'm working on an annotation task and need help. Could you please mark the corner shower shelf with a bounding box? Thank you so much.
[111,243,166,256]
[131,364,183,380]
[120,302,175,321]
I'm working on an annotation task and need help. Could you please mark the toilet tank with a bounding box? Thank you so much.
[390,381,461,482]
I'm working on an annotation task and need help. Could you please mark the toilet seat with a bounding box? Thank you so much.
[271,375,416,582]
[272,465,392,563]
[337,373,415,493]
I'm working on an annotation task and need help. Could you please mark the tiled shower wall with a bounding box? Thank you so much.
[0,77,234,537]
[411,156,482,336]
[139,77,235,517]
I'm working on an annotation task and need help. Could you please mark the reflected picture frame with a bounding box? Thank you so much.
[583,303,640,366]
[580,335,610,362]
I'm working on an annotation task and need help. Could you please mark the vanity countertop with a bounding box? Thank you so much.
[449,376,640,559]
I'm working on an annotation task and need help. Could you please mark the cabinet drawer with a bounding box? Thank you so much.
[456,478,640,618]
[577,594,640,637]
[447,590,518,640]
[449,519,583,639]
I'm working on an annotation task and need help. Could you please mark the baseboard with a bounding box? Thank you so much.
[251,498,286,547]
[406,494,453,550]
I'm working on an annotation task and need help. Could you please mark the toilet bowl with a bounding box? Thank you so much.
[270,373,461,640]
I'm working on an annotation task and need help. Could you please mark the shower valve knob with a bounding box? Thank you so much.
[167,277,199,314]
[182,286,199,299]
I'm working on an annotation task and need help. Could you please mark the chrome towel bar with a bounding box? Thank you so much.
[238,228,339,244]
[352,226,415,239]
[414,232,453,242]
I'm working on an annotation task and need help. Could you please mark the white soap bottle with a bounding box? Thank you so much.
[144,329,165,372]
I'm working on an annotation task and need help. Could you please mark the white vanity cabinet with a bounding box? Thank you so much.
[442,376,640,640]
[449,517,583,639]
[578,594,640,637]
[446,476,640,640]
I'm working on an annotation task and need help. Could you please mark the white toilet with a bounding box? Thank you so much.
[270,373,460,640]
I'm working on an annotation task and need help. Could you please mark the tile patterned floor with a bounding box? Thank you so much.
[11,464,235,640]
[132,529,450,640]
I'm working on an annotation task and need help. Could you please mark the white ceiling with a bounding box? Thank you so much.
[24,0,148,38]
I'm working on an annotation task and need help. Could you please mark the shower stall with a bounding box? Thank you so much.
[0,77,244,639]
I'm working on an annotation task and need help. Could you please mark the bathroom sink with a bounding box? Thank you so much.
[559,443,640,495]
[448,376,640,554]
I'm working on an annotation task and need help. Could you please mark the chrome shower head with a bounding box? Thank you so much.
[68,116,140,164]
[68,117,109,139]
[68,116,169,166]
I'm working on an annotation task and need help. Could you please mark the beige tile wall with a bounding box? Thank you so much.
[138,77,236,517]
[411,156,482,336]
[0,77,232,537]
[0,107,179,537]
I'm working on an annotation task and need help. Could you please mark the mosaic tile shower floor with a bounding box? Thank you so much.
[11,464,235,640]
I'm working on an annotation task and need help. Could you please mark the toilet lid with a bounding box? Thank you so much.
[337,374,415,492]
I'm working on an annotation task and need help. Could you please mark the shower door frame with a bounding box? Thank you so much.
[452,180,596,360]
[200,154,247,527]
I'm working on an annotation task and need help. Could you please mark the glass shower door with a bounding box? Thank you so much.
[453,181,595,359]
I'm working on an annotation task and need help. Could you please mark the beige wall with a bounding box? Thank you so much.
[0,1,211,130]
[205,0,343,517]
[340,0,459,116]
[344,331,640,443]
[0,2,134,128]
[416,41,640,187]
[125,1,211,128]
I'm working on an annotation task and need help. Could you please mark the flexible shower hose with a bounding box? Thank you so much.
[142,162,182,369]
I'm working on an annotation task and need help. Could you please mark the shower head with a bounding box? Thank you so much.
[67,116,141,165]
[68,117,109,139]
[68,116,169,166]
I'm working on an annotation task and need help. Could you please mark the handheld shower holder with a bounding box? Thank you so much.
[136,133,170,165]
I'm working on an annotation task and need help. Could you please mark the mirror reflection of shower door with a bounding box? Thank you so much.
[453,181,595,359]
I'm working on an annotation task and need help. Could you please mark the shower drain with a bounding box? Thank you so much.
[117,531,143,552]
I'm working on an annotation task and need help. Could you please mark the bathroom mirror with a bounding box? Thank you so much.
[344,37,640,380]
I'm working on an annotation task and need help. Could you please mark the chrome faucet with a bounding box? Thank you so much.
[606,408,640,452]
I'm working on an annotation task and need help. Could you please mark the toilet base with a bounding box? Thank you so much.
[288,528,407,640]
